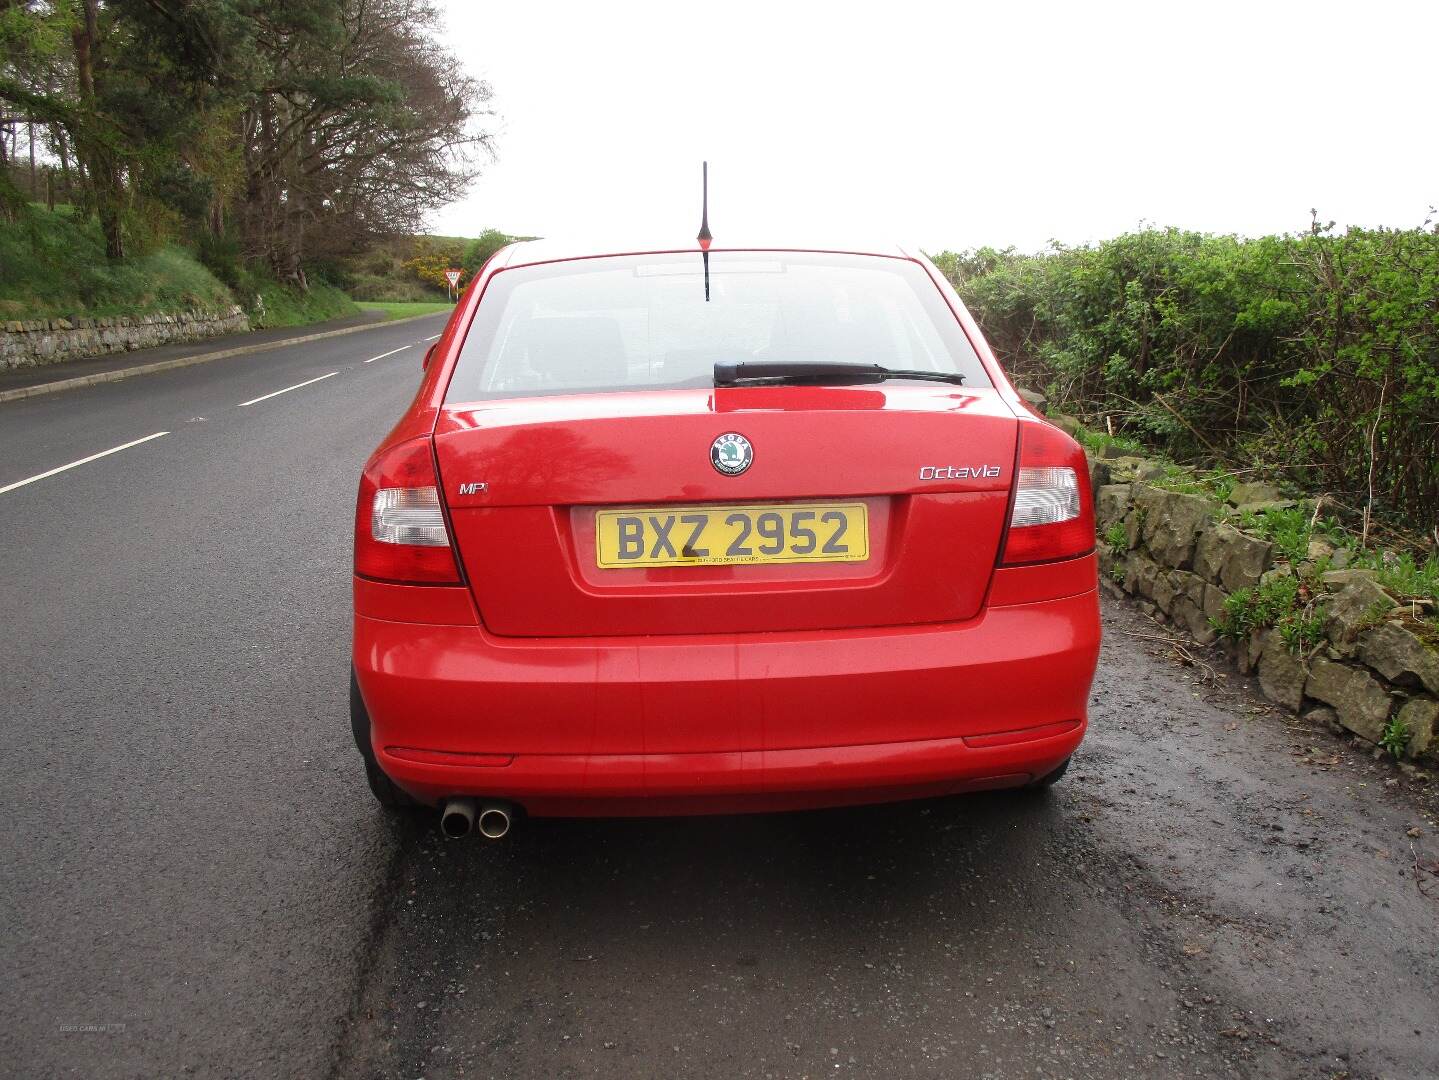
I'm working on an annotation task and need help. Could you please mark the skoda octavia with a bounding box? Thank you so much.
[351,239,1100,837]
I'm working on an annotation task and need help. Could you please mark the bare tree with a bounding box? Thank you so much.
[238,0,491,285]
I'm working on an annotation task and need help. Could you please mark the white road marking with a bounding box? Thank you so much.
[0,431,169,496]
[363,345,412,364]
[425,334,442,342]
[235,371,338,407]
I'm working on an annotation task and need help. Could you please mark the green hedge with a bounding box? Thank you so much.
[931,224,1439,534]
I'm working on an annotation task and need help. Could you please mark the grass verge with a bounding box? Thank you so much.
[1,204,361,331]
[0,205,232,320]
[355,301,454,321]
[248,279,357,329]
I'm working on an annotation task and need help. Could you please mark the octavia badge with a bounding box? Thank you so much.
[710,432,753,476]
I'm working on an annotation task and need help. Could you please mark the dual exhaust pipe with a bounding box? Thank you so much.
[440,797,513,840]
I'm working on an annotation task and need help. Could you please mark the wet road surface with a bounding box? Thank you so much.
[335,601,1439,1080]
[2,326,1435,1078]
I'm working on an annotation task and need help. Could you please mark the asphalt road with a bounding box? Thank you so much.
[2,324,1436,1079]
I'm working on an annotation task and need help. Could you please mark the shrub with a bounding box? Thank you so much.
[197,232,244,290]
[932,221,1439,533]
[402,236,467,290]
[460,228,521,277]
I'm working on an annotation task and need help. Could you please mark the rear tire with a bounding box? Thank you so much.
[1029,755,1071,789]
[351,668,418,811]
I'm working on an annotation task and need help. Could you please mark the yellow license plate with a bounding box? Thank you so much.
[595,502,869,568]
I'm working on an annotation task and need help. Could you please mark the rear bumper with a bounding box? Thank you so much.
[353,584,1100,816]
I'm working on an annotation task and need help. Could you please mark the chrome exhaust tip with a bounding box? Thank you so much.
[440,797,476,839]
[476,805,512,840]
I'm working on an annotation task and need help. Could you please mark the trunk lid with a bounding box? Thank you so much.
[434,384,1018,637]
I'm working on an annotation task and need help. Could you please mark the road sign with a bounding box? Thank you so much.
[444,269,461,288]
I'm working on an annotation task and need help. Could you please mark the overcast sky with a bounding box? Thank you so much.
[431,0,1437,253]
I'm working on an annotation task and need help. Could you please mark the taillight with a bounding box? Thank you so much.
[1000,421,1095,566]
[354,437,461,585]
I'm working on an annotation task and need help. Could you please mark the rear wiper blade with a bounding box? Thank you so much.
[714,361,965,387]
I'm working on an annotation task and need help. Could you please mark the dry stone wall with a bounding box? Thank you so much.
[1,307,250,371]
[1086,447,1437,763]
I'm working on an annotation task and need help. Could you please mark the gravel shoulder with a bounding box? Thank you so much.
[334,598,1439,1080]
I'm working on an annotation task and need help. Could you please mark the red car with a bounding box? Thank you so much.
[351,239,1099,839]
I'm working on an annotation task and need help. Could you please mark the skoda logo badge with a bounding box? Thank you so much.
[710,432,753,476]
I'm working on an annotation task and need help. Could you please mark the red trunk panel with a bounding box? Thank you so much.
[433,384,1019,636]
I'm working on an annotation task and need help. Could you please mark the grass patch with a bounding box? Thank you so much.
[1348,550,1439,606]
[1278,609,1326,656]
[1213,573,1325,655]
[1379,714,1411,759]
[1215,575,1300,641]
[0,203,360,331]
[0,205,232,319]
[247,278,357,329]
[1234,506,1318,564]
[1103,523,1128,557]
[1153,464,1235,502]
[355,300,454,321]
[1349,551,1439,637]
[1229,505,1352,566]
[1074,427,1145,458]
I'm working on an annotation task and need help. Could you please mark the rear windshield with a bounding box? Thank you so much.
[445,251,989,401]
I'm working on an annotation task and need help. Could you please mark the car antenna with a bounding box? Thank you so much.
[697,161,712,301]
